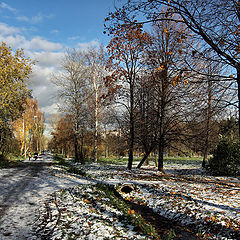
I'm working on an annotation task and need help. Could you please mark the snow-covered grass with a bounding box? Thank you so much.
[35,157,239,240]
[36,184,158,240]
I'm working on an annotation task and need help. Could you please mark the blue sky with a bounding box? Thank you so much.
[0,0,116,135]
[0,0,114,46]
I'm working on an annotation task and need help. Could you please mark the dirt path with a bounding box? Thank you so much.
[0,155,90,240]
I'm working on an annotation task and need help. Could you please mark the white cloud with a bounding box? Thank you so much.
[31,51,64,67]
[16,14,42,24]
[68,36,81,41]
[16,16,29,22]
[40,103,59,116]
[32,13,44,24]
[0,34,26,48]
[30,65,60,105]
[0,2,17,13]
[16,13,54,24]
[50,29,59,34]
[27,36,62,51]
[31,83,57,108]
[31,65,54,86]
[0,24,63,129]
[0,21,63,136]
[0,22,62,51]
[0,34,62,51]
[77,39,100,49]
[0,22,20,35]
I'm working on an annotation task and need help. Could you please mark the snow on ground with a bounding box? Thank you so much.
[35,184,154,240]
[0,154,91,240]
[62,160,239,240]
[0,156,239,239]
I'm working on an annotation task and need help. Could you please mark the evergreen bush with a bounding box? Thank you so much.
[207,138,240,176]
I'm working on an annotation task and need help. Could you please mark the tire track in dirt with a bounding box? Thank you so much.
[0,161,55,239]
[0,157,90,239]
[0,165,25,181]
[0,163,44,221]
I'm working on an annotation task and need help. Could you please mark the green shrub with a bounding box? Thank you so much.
[207,138,240,176]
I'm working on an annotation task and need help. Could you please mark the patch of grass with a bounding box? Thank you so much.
[98,156,203,167]
[13,155,26,161]
[162,229,176,240]
[53,154,66,164]
[53,155,86,176]
[164,157,202,166]
[96,183,160,239]
[165,156,202,161]
[98,157,129,165]
[0,155,23,168]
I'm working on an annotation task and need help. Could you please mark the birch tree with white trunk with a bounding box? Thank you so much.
[85,47,107,162]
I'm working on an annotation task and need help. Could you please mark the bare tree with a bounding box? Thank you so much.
[105,24,151,169]
[52,49,88,163]
[134,20,193,171]
[106,0,240,137]
[85,47,107,162]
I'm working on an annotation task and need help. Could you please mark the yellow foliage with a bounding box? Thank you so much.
[12,97,45,154]
[0,42,33,122]
[158,65,164,71]
[163,28,168,33]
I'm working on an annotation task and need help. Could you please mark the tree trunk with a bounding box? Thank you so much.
[158,137,164,172]
[237,68,240,138]
[37,138,39,153]
[128,82,134,170]
[137,144,156,168]
[93,71,98,163]
[74,115,79,162]
[202,150,207,168]
[137,150,152,168]
[128,127,134,170]
[79,144,84,162]
[20,143,24,156]
[157,67,167,173]
[202,72,212,168]
[74,134,79,162]
[74,79,80,162]
[23,117,27,158]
